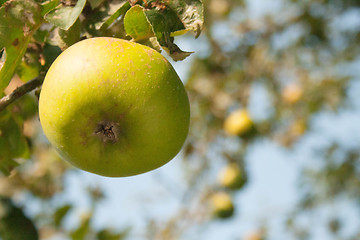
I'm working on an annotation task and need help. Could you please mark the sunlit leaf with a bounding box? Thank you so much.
[0,0,43,92]
[44,0,86,30]
[143,8,192,60]
[100,1,130,31]
[167,0,204,37]
[40,0,60,16]
[124,5,155,41]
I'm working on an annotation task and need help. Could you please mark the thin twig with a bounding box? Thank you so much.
[0,76,43,112]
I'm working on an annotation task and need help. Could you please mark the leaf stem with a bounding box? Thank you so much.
[0,76,43,112]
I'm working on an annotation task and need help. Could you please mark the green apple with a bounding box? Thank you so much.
[39,37,190,177]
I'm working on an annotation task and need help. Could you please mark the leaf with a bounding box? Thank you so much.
[161,39,193,61]
[11,94,38,120]
[44,0,86,30]
[0,197,39,240]
[167,0,204,37]
[144,8,185,37]
[137,36,161,52]
[83,0,129,38]
[0,110,29,175]
[124,5,155,41]
[0,158,19,176]
[142,7,193,60]
[42,43,62,68]
[70,215,91,240]
[16,54,41,82]
[40,0,60,16]
[0,0,9,7]
[53,204,72,227]
[99,1,130,31]
[0,45,29,92]
[0,0,43,92]
[96,228,128,240]
[58,18,81,49]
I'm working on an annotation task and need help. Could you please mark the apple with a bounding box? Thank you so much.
[218,163,246,190]
[210,191,234,219]
[39,37,190,177]
[223,109,254,137]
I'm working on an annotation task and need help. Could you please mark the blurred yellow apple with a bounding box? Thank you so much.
[218,163,246,190]
[282,83,303,104]
[210,191,234,219]
[224,109,254,136]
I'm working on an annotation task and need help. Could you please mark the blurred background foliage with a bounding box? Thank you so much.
[1,0,360,239]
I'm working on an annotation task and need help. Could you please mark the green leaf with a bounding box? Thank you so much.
[0,197,39,240]
[44,0,86,30]
[99,1,130,31]
[70,215,91,240]
[0,158,19,176]
[0,44,30,92]
[11,94,38,120]
[142,7,192,60]
[144,8,185,37]
[53,204,72,227]
[17,61,39,82]
[124,5,155,41]
[0,110,30,175]
[0,0,43,92]
[96,228,128,240]
[16,54,41,82]
[40,0,60,16]
[0,0,9,7]
[42,43,62,68]
[137,37,161,52]
[167,0,204,37]
[58,18,81,49]
[161,38,193,61]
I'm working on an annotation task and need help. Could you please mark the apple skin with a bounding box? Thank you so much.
[39,37,190,177]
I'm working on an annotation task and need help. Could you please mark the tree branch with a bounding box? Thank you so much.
[0,76,43,112]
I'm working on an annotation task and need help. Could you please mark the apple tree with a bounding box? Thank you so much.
[1,0,360,239]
